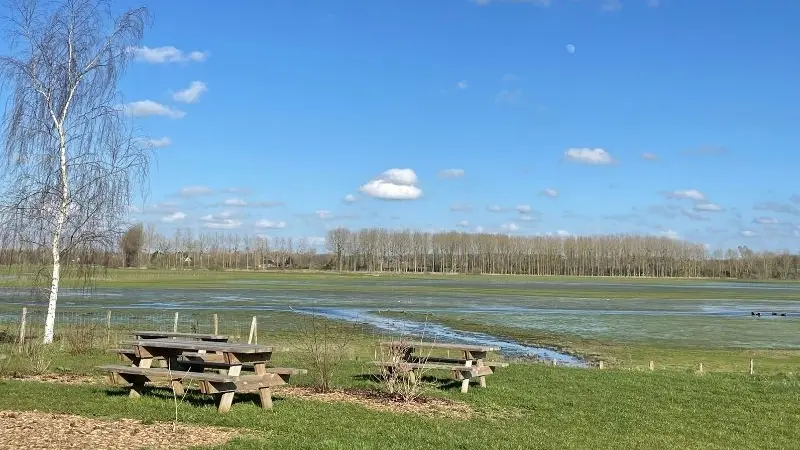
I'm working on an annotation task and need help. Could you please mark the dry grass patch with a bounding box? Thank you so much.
[2,372,101,385]
[0,410,238,450]
[275,386,474,419]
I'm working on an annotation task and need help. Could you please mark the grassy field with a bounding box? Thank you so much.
[1,318,799,449]
[1,270,799,448]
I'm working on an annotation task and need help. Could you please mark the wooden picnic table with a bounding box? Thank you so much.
[99,338,306,413]
[376,341,507,393]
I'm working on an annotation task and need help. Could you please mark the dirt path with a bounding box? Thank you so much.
[0,410,239,450]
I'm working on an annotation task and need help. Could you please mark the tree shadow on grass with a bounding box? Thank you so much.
[351,373,465,392]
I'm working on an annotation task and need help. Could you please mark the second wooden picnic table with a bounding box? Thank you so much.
[377,341,508,393]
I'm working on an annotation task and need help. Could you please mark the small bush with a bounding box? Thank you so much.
[296,313,357,392]
[377,338,435,402]
[23,342,56,375]
[63,323,100,355]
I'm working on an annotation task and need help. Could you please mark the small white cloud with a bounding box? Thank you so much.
[122,100,186,119]
[601,0,622,11]
[457,220,470,228]
[359,168,422,200]
[667,189,706,202]
[129,46,208,63]
[501,73,522,82]
[694,203,724,212]
[474,226,485,233]
[316,210,333,220]
[487,204,505,213]
[516,204,532,214]
[543,188,559,198]
[255,219,286,229]
[641,152,658,161]
[740,230,757,237]
[172,81,208,104]
[660,229,680,240]
[180,186,214,197]
[556,230,570,237]
[564,148,615,165]
[495,89,523,104]
[343,194,357,204]
[162,211,186,223]
[754,217,779,225]
[438,169,465,178]
[501,222,519,232]
[200,212,241,229]
[145,137,172,148]
[456,80,468,89]
[223,198,247,206]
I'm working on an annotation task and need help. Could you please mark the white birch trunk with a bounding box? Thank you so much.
[43,128,69,344]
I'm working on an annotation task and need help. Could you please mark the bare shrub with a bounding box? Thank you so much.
[295,312,357,393]
[63,323,100,355]
[377,337,437,403]
[23,342,56,375]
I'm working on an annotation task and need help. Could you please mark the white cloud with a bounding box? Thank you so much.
[456,80,468,89]
[359,168,423,200]
[694,203,724,212]
[487,204,506,213]
[543,188,559,198]
[472,0,551,6]
[203,219,242,230]
[556,230,570,237]
[255,219,286,229]
[516,204,532,214]
[754,217,779,225]
[495,89,523,104]
[475,226,485,233]
[667,189,706,202]
[501,222,519,232]
[316,210,333,220]
[564,148,615,165]
[641,152,658,161]
[223,198,247,206]
[438,169,465,178]
[601,0,622,11]
[162,212,186,223]
[343,194,357,204]
[457,220,470,228]
[129,46,208,63]
[740,230,757,237]
[146,137,172,148]
[122,100,186,119]
[172,81,208,104]
[180,186,214,197]
[660,229,680,240]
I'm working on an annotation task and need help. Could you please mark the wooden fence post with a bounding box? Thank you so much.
[106,310,112,346]
[749,358,754,375]
[649,360,654,371]
[213,313,219,335]
[552,359,557,366]
[699,363,703,374]
[248,316,257,344]
[598,361,604,370]
[173,312,179,332]
[18,307,27,351]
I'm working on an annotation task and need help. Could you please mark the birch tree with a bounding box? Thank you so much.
[0,0,151,343]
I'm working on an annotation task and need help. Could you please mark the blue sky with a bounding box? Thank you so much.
[37,1,800,250]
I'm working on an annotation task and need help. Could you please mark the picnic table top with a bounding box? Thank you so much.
[379,341,499,353]
[122,338,274,354]
[133,330,229,341]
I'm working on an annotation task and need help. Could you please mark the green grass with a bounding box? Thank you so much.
[1,363,798,449]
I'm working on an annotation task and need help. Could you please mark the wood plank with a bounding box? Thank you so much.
[97,364,238,383]
[121,339,274,354]
[133,331,229,341]
[373,361,492,375]
[379,341,499,353]
[406,356,509,368]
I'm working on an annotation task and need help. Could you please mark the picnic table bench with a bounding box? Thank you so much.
[133,330,230,342]
[375,341,508,393]
[98,337,306,413]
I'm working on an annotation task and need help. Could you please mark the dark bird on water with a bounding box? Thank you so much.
[780,313,787,317]
[772,312,778,316]
[751,312,755,316]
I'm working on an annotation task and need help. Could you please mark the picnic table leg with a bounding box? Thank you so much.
[253,362,273,410]
[473,351,488,388]
[460,360,473,393]
[216,364,242,413]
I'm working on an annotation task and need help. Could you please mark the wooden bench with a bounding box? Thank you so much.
[172,357,307,382]
[373,361,494,392]
[98,364,290,412]
[405,355,509,371]
[133,331,230,342]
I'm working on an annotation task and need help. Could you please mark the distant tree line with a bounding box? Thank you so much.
[0,224,798,280]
